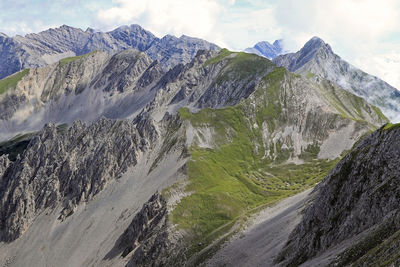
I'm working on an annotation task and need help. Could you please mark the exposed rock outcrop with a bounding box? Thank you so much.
[105,193,172,267]
[0,49,164,140]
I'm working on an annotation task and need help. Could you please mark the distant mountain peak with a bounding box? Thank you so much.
[244,39,287,59]
[310,36,324,42]
[272,39,284,49]
[301,36,331,54]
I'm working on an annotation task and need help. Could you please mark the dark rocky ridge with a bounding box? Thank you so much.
[105,193,172,267]
[277,124,400,266]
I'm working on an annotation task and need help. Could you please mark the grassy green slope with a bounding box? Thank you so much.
[59,50,98,67]
[0,69,29,94]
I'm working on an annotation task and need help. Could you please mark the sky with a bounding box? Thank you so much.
[0,0,399,88]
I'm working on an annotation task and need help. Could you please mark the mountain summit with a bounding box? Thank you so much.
[274,37,400,122]
[244,39,287,59]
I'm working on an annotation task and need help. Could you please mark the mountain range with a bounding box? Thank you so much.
[0,24,219,80]
[0,24,399,267]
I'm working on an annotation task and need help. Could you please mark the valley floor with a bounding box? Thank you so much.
[206,188,313,266]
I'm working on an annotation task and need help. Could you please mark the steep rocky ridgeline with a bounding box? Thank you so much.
[274,37,400,122]
[105,192,172,267]
[145,49,276,120]
[276,123,400,266]
[0,24,219,79]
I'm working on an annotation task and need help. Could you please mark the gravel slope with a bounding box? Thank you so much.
[207,188,313,267]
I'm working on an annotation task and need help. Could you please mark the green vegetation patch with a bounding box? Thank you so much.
[254,67,286,133]
[316,79,387,127]
[306,71,315,79]
[299,143,321,161]
[383,123,400,131]
[371,105,388,121]
[214,51,275,85]
[203,48,234,66]
[0,69,29,94]
[59,51,97,67]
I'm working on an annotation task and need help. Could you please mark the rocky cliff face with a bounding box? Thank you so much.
[0,114,157,242]
[276,123,400,266]
[273,37,400,122]
[0,24,219,79]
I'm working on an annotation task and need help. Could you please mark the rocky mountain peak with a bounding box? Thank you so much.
[272,39,284,49]
[273,36,400,122]
[302,36,333,55]
[245,39,286,59]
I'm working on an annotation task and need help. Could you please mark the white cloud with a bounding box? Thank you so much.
[217,6,281,50]
[96,0,222,43]
[275,0,400,49]
[0,21,57,36]
[355,50,400,89]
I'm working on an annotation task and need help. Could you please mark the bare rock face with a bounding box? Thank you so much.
[104,193,170,267]
[0,114,158,242]
[276,124,400,266]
